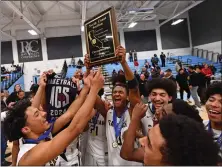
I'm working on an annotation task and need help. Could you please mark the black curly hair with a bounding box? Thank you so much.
[146,78,177,100]
[205,82,222,101]
[172,99,203,123]
[159,115,219,165]
[3,99,31,142]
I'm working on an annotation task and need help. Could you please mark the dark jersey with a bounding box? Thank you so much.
[45,75,77,120]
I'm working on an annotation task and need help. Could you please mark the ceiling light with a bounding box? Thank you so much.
[28,30,38,35]
[106,35,113,38]
[171,19,184,25]
[128,22,137,28]
[129,11,136,14]
[81,26,84,32]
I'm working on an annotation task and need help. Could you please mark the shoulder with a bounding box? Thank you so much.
[203,120,209,129]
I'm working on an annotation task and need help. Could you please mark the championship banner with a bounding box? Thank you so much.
[17,39,43,62]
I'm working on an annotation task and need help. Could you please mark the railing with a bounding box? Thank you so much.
[1,70,23,90]
[187,58,192,65]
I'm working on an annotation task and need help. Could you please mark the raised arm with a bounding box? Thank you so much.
[120,102,147,163]
[18,69,104,166]
[52,73,92,134]
[84,54,108,118]
[31,74,46,108]
[116,46,141,112]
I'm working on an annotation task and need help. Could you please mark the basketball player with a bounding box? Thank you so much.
[44,69,82,166]
[87,46,142,165]
[82,59,109,166]
[140,78,177,136]
[3,69,104,166]
[120,99,203,162]
[141,114,219,165]
[203,82,222,163]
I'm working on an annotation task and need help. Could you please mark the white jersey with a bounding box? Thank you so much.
[57,139,80,166]
[141,107,154,136]
[106,109,142,166]
[86,112,108,157]
[17,134,58,166]
[203,120,222,159]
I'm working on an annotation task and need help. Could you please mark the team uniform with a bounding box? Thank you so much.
[141,104,154,136]
[203,120,222,159]
[45,75,81,166]
[106,108,142,166]
[17,124,58,166]
[85,112,108,165]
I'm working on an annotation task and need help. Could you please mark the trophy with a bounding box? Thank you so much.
[84,7,120,67]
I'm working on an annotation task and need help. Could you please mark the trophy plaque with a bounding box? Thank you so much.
[84,7,120,67]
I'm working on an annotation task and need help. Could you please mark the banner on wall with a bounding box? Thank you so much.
[17,39,43,62]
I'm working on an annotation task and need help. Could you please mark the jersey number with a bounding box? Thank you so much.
[90,125,98,136]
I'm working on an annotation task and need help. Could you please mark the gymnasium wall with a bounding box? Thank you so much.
[1,15,192,91]
[189,0,222,53]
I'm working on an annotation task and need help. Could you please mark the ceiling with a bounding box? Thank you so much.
[0,1,203,39]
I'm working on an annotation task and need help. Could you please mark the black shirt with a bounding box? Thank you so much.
[139,79,148,97]
[45,75,77,120]
[176,73,189,88]
[188,72,199,86]
[196,72,206,87]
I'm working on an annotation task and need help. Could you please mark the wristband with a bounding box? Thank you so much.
[127,77,138,89]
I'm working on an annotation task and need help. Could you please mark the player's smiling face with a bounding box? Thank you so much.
[149,89,172,110]
[112,86,127,108]
[205,94,222,123]
[22,107,50,136]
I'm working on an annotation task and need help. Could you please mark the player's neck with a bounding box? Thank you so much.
[26,132,41,141]
[114,106,126,117]
[211,121,222,131]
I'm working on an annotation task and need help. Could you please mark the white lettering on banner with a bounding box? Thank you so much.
[62,87,69,106]
[49,86,70,109]
[55,87,62,108]
[50,86,55,106]
[48,79,77,89]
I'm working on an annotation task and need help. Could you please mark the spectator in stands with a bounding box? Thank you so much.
[195,66,207,104]
[175,61,181,73]
[139,74,148,104]
[6,84,22,105]
[176,69,191,102]
[71,56,76,66]
[134,70,140,82]
[160,52,166,67]
[118,69,124,76]
[133,49,137,61]
[151,54,159,67]
[141,67,150,79]
[218,54,222,63]
[188,66,202,109]
[144,59,150,69]
[209,64,217,75]
[201,64,212,87]
[129,50,133,62]
[1,66,6,74]
[134,59,139,71]
[77,59,84,66]
[163,69,176,83]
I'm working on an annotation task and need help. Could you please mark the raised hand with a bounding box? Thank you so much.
[115,45,126,64]
[132,102,148,121]
[83,71,93,88]
[84,54,91,69]
[91,68,104,92]
[38,73,47,87]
